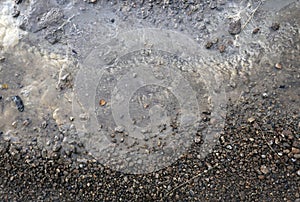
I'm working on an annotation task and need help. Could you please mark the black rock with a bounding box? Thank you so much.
[271,22,280,31]
[12,95,24,112]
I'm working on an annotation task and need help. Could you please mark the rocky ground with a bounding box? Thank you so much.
[0,0,299,201]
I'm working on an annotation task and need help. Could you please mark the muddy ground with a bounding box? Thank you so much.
[0,0,299,201]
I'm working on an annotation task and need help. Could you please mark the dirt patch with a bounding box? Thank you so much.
[0,0,299,201]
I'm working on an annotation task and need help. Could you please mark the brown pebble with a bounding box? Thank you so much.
[252,27,260,34]
[218,45,226,53]
[260,165,269,174]
[275,63,282,69]
[23,119,31,127]
[99,99,106,106]
[291,147,300,154]
[258,175,265,180]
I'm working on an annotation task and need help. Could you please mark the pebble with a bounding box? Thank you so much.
[252,27,260,34]
[194,136,201,143]
[291,147,300,154]
[205,41,213,49]
[52,143,62,152]
[228,19,241,35]
[226,145,233,150]
[258,175,265,180]
[247,117,255,123]
[262,93,268,98]
[218,45,226,53]
[41,121,48,129]
[79,113,88,121]
[12,7,20,18]
[12,121,18,128]
[271,22,280,31]
[297,170,300,176]
[85,0,97,3]
[275,63,282,69]
[115,126,125,133]
[260,165,269,174]
[23,119,31,126]
[12,95,24,112]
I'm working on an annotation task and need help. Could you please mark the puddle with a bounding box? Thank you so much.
[0,0,299,174]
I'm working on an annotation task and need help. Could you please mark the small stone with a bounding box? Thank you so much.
[262,93,268,98]
[69,117,74,121]
[271,22,280,31]
[212,38,219,44]
[23,119,31,126]
[247,117,255,123]
[41,121,48,129]
[77,158,88,164]
[157,140,161,146]
[12,7,20,18]
[260,165,269,174]
[258,175,265,180]
[12,121,18,128]
[228,19,241,35]
[79,113,88,120]
[210,1,217,9]
[52,143,62,152]
[85,0,97,3]
[275,63,282,69]
[205,41,213,49]
[0,84,8,90]
[291,147,300,154]
[15,0,23,4]
[252,27,260,34]
[99,99,106,106]
[115,126,125,133]
[194,136,201,143]
[226,145,233,150]
[297,170,300,176]
[12,95,24,112]
[218,45,226,53]
[293,154,300,159]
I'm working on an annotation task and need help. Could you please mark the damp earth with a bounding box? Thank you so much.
[0,0,299,201]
